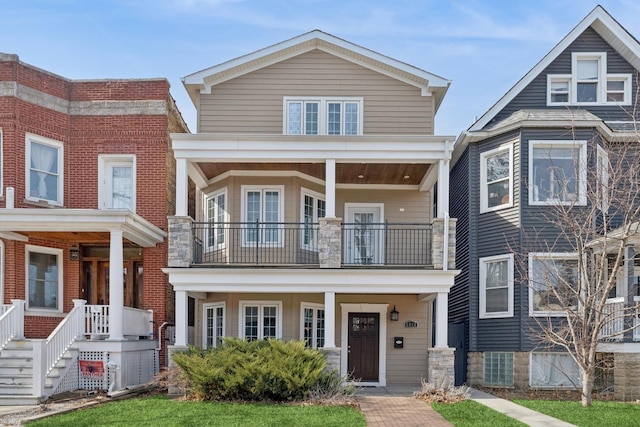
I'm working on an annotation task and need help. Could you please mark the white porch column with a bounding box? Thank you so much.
[325,159,336,218]
[437,159,450,218]
[435,292,449,348]
[324,291,336,348]
[174,290,188,347]
[176,158,188,217]
[107,230,124,341]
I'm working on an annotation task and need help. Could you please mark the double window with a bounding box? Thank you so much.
[26,134,64,205]
[530,353,581,388]
[284,97,363,135]
[99,155,136,211]
[203,302,225,348]
[479,254,514,318]
[241,186,284,246]
[529,253,579,316]
[301,189,325,251]
[529,140,587,205]
[547,52,631,105]
[205,189,227,250]
[239,301,282,341]
[301,303,325,349]
[480,144,513,212]
[26,245,63,312]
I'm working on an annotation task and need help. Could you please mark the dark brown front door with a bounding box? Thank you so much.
[348,313,379,381]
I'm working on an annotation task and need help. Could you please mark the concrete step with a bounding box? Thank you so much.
[0,383,35,396]
[0,395,41,405]
[0,374,33,386]
[0,348,33,359]
[2,340,34,351]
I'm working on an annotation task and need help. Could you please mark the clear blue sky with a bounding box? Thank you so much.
[2,1,638,135]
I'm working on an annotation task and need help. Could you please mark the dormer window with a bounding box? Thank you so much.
[547,52,631,106]
[284,97,363,135]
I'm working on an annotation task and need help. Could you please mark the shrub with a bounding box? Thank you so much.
[307,369,359,404]
[172,338,327,402]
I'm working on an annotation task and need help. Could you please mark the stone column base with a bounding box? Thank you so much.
[428,347,455,386]
[321,347,341,373]
[166,345,189,397]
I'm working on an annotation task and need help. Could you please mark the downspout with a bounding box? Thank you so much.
[157,322,173,351]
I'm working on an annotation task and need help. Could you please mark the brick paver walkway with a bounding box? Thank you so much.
[358,396,452,427]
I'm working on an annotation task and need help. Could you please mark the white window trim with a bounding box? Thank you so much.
[528,252,578,317]
[300,302,325,349]
[98,155,136,212]
[0,241,4,304]
[479,254,514,319]
[240,185,284,248]
[238,300,283,340]
[25,244,63,313]
[605,73,632,105]
[529,352,581,389]
[546,74,572,106]
[528,140,587,206]
[596,145,609,212]
[0,128,3,197]
[25,133,64,206]
[300,188,325,251]
[205,188,228,251]
[480,144,513,213]
[283,96,364,135]
[202,302,226,349]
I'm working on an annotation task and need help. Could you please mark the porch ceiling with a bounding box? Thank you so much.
[196,162,431,185]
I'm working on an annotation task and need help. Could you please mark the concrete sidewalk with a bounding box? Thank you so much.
[469,388,577,427]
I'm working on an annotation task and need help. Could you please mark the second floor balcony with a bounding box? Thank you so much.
[169,217,455,270]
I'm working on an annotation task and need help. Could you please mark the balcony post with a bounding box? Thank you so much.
[437,159,450,218]
[168,216,194,267]
[325,159,336,218]
[176,158,188,217]
[174,290,188,347]
[319,218,342,268]
[107,230,124,341]
[324,292,336,348]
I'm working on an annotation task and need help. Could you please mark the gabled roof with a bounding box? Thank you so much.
[468,5,640,132]
[182,30,451,111]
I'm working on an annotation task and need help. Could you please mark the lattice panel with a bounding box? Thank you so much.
[78,351,111,391]
[54,357,79,394]
[123,350,159,387]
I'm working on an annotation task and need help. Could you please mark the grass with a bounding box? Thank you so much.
[513,399,640,427]
[27,395,366,427]
[432,400,527,427]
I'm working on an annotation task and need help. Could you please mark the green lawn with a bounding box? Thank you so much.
[513,399,640,427]
[432,400,526,427]
[27,395,366,427]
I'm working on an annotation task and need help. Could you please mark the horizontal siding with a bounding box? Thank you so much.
[199,49,433,134]
[487,27,637,128]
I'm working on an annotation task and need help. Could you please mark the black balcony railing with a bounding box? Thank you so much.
[192,222,320,265]
[341,222,433,266]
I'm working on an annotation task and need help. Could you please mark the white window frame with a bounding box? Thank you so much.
[300,188,325,251]
[0,241,4,303]
[596,145,609,212]
[530,352,581,389]
[238,300,282,341]
[547,52,631,106]
[480,144,513,213]
[483,352,514,387]
[300,302,325,349]
[25,244,63,313]
[205,188,228,251]
[528,140,587,206]
[25,133,64,206]
[241,185,284,247]
[528,252,579,317]
[479,254,514,318]
[0,128,3,197]
[98,155,136,212]
[283,97,364,135]
[202,302,226,349]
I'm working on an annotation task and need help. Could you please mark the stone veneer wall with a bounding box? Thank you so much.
[428,348,455,385]
[431,218,457,269]
[319,218,342,268]
[614,353,640,401]
[168,216,193,267]
[321,347,341,373]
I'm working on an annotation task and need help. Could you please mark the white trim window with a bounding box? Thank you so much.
[530,352,581,389]
[301,188,325,251]
[529,253,579,317]
[241,186,284,246]
[480,144,513,212]
[284,97,363,135]
[26,245,63,312]
[547,52,631,106]
[239,301,282,341]
[596,145,609,212]
[205,189,228,250]
[203,302,225,348]
[98,155,136,211]
[479,254,514,318]
[301,302,325,349]
[26,134,64,205]
[529,140,587,206]
[484,352,514,387]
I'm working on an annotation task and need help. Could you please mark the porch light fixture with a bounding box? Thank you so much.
[69,245,80,261]
[390,305,399,321]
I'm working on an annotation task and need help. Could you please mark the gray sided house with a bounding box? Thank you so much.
[450,6,640,399]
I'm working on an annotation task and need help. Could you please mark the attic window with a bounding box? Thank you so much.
[547,52,631,106]
[284,97,363,135]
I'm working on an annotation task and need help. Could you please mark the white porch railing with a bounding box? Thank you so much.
[85,305,109,338]
[124,307,154,338]
[0,300,24,350]
[599,297,625,341]
[45,300,86,375]
[634,296,640,342]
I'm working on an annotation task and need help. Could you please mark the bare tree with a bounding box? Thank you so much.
[520,127,640,407]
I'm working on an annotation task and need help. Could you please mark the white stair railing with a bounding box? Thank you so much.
[45,300,86,375]
[0,300,25,350]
